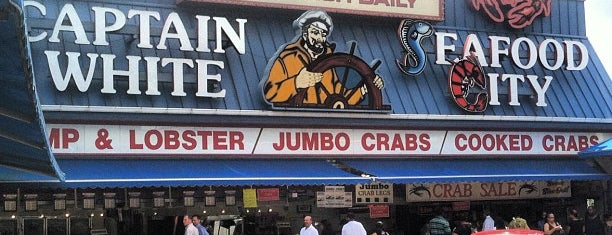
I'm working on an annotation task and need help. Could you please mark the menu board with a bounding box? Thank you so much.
[317,186,352,208]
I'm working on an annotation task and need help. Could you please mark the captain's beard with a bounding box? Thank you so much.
[306,39,326,55]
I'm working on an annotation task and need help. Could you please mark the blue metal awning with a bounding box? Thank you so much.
[341,158,610,184]
[0,159,368,188]
[0,0,63,180]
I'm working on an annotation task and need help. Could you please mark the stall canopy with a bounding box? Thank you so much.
[579,138,612,174]
[579,138,612,158]
[341,158,611,184]
[0,0,64,181]
[0,159,370,188]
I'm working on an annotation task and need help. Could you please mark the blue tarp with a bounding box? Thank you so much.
[0,0,64,180]
[579,138,612,158]
[578,138,612,174]
[0,159,368,188]
[342,158,610,184]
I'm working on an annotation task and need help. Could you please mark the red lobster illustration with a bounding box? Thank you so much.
[448,54,488,112]
[470,0,551,28]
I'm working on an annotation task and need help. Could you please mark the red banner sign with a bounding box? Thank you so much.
[452,201,470,211]
[369,204,390,218]
[257,188,280,201]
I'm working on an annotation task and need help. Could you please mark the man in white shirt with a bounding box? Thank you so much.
[183,215,199,235]
[300,215,319,235]
[342,212,366,235]
[483,210,495,231]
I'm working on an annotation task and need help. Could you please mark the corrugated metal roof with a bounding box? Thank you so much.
[25,0,611,119]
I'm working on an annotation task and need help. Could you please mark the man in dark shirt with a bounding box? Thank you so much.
[567,209,584,235]
[585,206,605,235]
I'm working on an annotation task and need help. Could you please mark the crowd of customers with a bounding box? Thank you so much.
[413,206,610,235]
[176,206,612,235]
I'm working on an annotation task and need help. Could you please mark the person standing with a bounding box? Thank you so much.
[183,215,199,235]
[369,221,390,235]
[301,215,319,235]
[567,209,584,235]
[429,207,451,235]
[104,209,118,235]
[508,217,530,229]
[603,214,612,235]
[538,211,549,231]
[544,213,564,235]
[342,212,367,235]
[483,210,495,231]
[192,215,209,235]
[585,206,605,235]
[320,219,335,235]
[494,213,506,230]
[452,217,472,235]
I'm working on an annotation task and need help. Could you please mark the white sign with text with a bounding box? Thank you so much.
[46,124,611,156]
[406,181,571,202]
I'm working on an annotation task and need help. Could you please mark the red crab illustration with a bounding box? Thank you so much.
[470,0,552,28]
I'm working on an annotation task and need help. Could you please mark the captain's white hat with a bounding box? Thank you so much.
[294,10,333,33]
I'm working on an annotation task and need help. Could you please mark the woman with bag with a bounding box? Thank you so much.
[544,213,565,235]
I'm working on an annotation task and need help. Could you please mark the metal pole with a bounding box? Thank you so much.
[606,180,611,214]
[74,188,77,209]
[168,186,172,208]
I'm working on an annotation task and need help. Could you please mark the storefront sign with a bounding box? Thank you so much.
[451,201,470,211]
[257,188,280,201]
[46,124,611,157]
[176,0,444,20]
[469,0,551,29]
[433,32,589,112]
[396,20,433,75]
[25,1,246,99]
[355,183,394,204]
[242,189,258,208]
[405,181,571,202]
[26,1,598,116]
[369,204,390,218]
[261,10,391,112]
[47,125,260,155]
[317,186,352,208]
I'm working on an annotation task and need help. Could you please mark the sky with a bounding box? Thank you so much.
[585,0,612,78]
